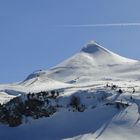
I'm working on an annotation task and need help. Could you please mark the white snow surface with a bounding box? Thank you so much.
[45,41,139,83]
[0,41,140,140]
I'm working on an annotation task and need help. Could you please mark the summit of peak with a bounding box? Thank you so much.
[87,40,100,46]
[81,41,108,54]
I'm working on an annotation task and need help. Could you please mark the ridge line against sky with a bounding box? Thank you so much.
[58,23,140,28]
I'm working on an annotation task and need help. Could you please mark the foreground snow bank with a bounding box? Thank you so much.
[0,103,140,140]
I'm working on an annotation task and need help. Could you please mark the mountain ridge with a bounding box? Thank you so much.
[21,41,139,85]
[43,41,139,83]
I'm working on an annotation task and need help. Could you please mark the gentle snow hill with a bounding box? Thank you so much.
[20,71,72,92]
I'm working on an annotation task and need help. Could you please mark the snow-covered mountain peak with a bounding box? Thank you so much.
[81,40,137,64]
[81,40,109,54]
[18,41,138,85]
[45,41,138,83]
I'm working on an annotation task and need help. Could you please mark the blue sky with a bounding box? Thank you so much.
[0,0,140,83]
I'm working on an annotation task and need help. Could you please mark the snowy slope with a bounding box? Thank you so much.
[1,81,140,140]
[19,41,140,84]
[0,41,140,140]
[20,70,72,92]
[44,41,139,83]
